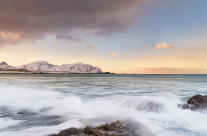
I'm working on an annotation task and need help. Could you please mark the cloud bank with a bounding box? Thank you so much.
[138,67,207,74]
[0,0,149,46]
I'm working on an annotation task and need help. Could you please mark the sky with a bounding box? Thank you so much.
[0,0,207,74]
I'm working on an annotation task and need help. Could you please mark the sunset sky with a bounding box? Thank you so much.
[0,0,207,74]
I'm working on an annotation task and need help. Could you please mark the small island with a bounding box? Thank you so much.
[0,61,114,74]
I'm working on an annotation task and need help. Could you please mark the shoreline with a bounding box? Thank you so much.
[0,71,115,74]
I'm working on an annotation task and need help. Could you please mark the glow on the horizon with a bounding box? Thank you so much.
[1,41,207,74]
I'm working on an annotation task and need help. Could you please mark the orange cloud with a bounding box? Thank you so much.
[110,51,117,57]
[155,42,172,49]
[0,31,22,46]
[1,32,20,40]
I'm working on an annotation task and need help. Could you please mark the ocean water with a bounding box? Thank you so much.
[0,74,207,136]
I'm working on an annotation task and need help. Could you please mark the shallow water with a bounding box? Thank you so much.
[0,74,207,136]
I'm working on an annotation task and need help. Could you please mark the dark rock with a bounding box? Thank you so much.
[178,104,196,110]
[187,95,207,108]
[16,110,35,115]
[50,128,85,136]
[49,120,137,136]
[179,95,207,110]
[83,127,100,135]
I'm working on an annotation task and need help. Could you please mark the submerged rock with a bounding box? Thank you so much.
[16,110,36,115]
[136,101,163,112]
[179,95,207,110]
[178,103,197,110]
[50,120,137,136]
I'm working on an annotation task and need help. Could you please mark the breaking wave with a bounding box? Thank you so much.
[0,84,207,136]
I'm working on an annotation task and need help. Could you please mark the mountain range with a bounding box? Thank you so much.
[0,61,104,74]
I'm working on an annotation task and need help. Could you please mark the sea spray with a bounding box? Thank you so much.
[0,74,207,136]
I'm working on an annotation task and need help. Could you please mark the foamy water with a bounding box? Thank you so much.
[0,74,207,136]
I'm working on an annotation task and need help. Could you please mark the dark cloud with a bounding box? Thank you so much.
[55,33,83,41]
[0,0,149,46]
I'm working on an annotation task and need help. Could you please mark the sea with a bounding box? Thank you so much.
[0,74,207,136]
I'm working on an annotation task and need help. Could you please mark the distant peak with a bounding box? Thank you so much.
[0,61,8,65]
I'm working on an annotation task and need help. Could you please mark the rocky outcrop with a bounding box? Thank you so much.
[50,120,137,136]
[178,95,207,110]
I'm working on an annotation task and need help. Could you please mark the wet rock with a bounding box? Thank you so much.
[50,128,85,136]
[178,104,196,110]
[179,95,207,110]
[50,120,137,136]
[136,102,163,112]
[16,110,36,115]
[187,95,207,108]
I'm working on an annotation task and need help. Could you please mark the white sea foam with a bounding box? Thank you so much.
[0,118,22,130]
[0,83,207,136]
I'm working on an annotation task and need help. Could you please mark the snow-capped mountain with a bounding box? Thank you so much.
[18,61,57,71]
[0,61,15,69]
[53,62,103,73]
[18,61,103,73]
